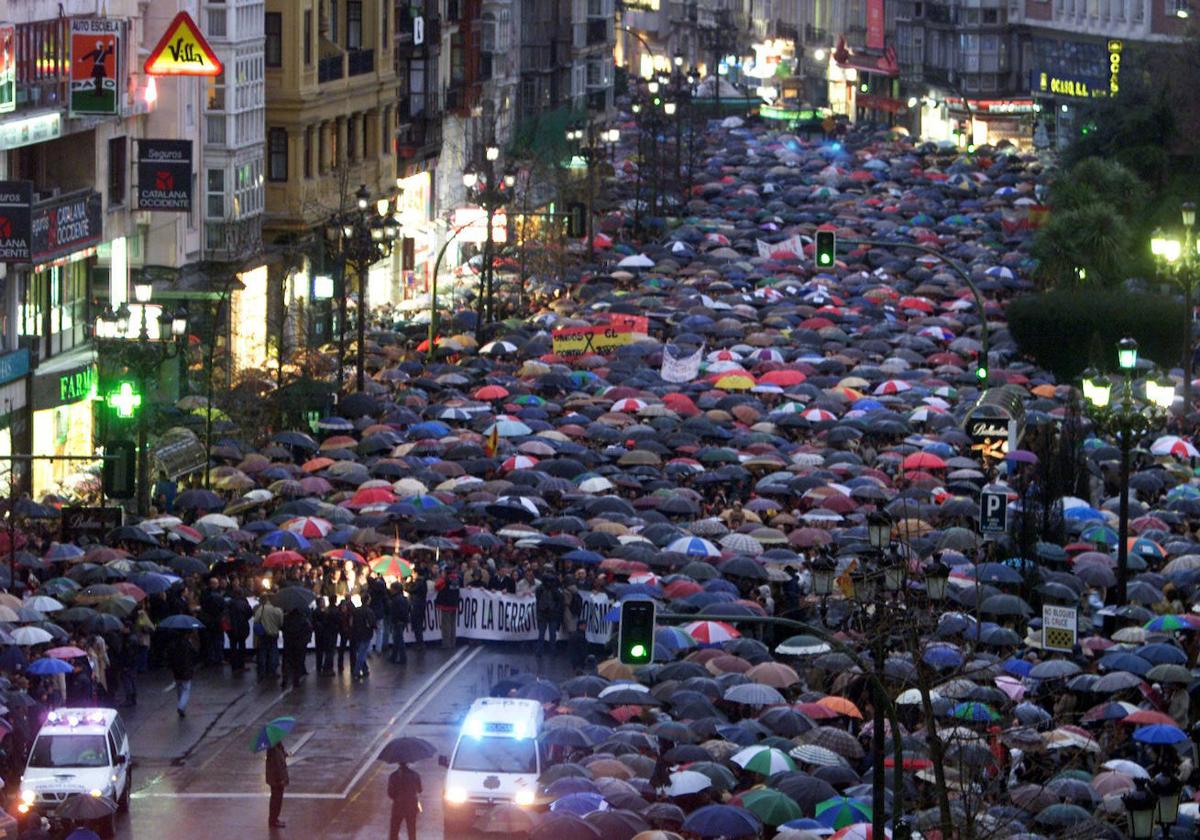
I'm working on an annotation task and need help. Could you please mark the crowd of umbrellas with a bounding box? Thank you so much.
[4,114,1200,840]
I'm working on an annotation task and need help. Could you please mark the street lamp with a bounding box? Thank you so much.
[1124,778,1157,840]
[1151,773,1181,837]
[93,286,189,514]
[1150,201,1199,427]
[463,147,515,339]
[1081,337,1174,605]
[324,184,401,394]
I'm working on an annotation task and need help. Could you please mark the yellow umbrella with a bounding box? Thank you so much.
[715,374,756,390]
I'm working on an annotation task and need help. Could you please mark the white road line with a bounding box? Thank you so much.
[162,682,176,693]
[134,646,481,802]
[286,730,316,756]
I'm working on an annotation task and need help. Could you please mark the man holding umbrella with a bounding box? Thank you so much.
[378,736,432,840]
[254,716,295,830]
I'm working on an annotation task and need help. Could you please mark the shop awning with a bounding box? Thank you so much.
[833,37,899,78]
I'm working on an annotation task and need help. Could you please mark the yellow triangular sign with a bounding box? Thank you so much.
[144,12,223,77]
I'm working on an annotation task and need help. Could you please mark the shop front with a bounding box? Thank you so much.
[31,356,97,498]
[396,170,435,301]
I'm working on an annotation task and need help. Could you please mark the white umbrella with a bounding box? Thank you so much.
[617,253,654,269]
[24,596,63,613]
[664,770,712,797]
[195,513,239,531]
[12,626,53,645]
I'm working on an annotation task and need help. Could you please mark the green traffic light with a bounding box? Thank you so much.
[976,367,988,382]
[630,643,646,659]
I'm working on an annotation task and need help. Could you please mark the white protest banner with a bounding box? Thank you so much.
[756,239,774,259]
[401,589,539,642]
[580,590,615,645]
[661,344,703,383]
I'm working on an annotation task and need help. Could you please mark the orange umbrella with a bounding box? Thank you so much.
[301,457,334,473]
[817,696,863,719]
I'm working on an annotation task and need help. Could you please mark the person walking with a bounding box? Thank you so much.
[536,575,564,656]
[280,606,311,691]
[168,630,196,718]
[314,598,338,675]
[405,570,427,649]
[434,566,460,649]
[388,583,410,665]
[351,596,376,681]
[253,595,283,681]
[387,761,422,840]
[226,582,252,673]
[265,741,288,829]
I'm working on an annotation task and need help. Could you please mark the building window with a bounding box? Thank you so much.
[208,9,227,37]
[330,0,339,44]
[207,169,225,219]
[304,10,313,65]
[108,136,126,208]
[265,13,282,67]
[206,70,225,110]
[206,115,226,145]
[268,127,288,181]
[347,1,362,49]
[381,3,388,50]
[347,115,357,161]
[304,127,313,178]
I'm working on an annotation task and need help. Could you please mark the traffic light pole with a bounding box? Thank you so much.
[653,611,923,840]
[839,238,991,384]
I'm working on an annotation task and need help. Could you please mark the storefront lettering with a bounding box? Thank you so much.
[1108,39,1122,96]
[59,367,95,403]
[30,191,102,262]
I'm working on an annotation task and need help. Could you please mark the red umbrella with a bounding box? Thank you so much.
[474,385,510,400]
[758,370,807,386]
[348,487,397,508]
[264,550,306,568]
[901,452,946,471]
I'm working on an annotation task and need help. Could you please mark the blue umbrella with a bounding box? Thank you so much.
[682,804,762,838]
[922,643,963,669]
[1098,652,1152,676]
[409,421,450,438]
[1133,724,1188,745]
[159,614,205,631]
[1135,643,1188,665]
[548,792,609,816]
[259,530,311,550]
[26,658,73,675]
[129,573,176,595]
[563,549,603,565]
[66,830,101,840]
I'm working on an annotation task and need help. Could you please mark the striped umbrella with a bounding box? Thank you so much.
[730,745,796,776]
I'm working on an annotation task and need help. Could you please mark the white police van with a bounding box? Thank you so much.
[18,708,131,838]
[441,698,544,834]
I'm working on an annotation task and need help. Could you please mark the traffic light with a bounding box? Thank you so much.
[815,230,836,269]
[102,439,137,500]
[975,365,988,385]
[618,600,656,665]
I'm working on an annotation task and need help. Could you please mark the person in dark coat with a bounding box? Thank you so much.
[350,598,376,680]
[280,607,312,690]
[225,582,253,672]
[314,599,339,675]
[387,761,422,840]
[388,583,411,665]
[405,571,427,649]
[265,741,289,828]
[167,630,196,717]
[198,577,226,666]
[433,568,460,649]
[336,599,354,673]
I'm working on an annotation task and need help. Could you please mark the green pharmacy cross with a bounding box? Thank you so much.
[106,381,142,418]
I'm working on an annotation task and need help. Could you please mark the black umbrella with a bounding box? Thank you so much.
[377,736,437,764]
[55,793,117,820]
[273,587,317,612]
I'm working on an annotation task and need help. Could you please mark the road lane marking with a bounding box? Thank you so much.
[134,646,480,801]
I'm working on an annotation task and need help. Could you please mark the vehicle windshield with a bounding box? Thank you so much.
[451,736,538,774]
[28,734,109,769]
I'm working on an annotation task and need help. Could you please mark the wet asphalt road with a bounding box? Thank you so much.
[85,642,572,839]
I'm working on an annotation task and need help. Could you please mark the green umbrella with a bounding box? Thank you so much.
[252,716,296,753]
[740,788,804,826]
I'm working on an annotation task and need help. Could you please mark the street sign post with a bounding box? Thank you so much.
[980,490,1008,535]
[1042,604,1078,652]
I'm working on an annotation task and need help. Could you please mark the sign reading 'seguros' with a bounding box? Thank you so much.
[136,139,193,212]
[0,180,32,262]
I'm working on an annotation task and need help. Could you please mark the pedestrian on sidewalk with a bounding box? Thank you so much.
[350,595,376,680]
[434,566,460,649]
[168,630,197,718]
[280,605,312,690]
[265,741,288,829]
[314,597,338,674]
[405,570,428,649]
[226,581,253,672]
[387,761,422,840]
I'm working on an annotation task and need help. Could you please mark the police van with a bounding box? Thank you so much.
[18,708,131,837]
[441,698,544,833]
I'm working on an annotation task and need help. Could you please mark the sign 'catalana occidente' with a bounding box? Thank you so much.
[144,11,222,77]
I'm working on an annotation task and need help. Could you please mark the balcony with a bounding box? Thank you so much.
[318,54,344,83]
[348,49,375,76]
